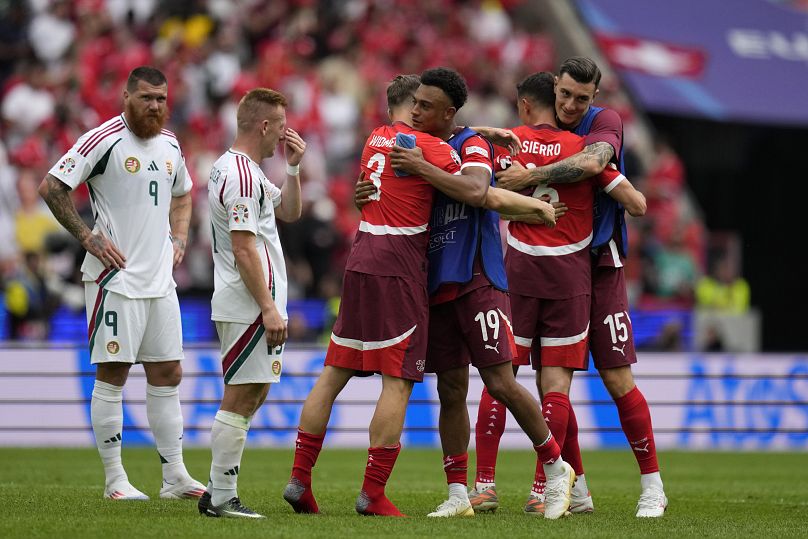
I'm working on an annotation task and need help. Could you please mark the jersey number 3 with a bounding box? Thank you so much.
[367,153,384,201]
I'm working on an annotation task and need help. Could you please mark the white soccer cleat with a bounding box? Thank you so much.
[636,486,668,517]
[427,497,475,518]
[104,480,149,501]
[543,461,575,520]
[160,476,207,499]
[569,480,594,514]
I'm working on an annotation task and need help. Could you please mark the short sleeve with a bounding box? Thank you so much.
[596,166,626,193]
[47,129,106,190]
[222,159,262,234]
[171,147,193,196]
[583,108,623,160]
[459,134,493,174]
[267,179,282,208]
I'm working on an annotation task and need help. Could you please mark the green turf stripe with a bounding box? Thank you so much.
[223,326,265,384]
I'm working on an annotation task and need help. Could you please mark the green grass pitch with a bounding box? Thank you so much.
[1,447,806,538]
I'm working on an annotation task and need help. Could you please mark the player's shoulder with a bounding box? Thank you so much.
[591,107,623,130]
[74,115,127,158]
[156,128,184,152]
[459,132,492,161]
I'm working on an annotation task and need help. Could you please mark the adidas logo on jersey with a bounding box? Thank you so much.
[147,161,159,171]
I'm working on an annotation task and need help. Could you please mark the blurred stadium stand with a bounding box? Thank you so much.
[4,0,807,351]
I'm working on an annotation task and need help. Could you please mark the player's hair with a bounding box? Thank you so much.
[126,66,167,92]
[516,72,555,109]
[420,67,468,110]
[387,74,421,109]
[559,56,602,88]
[236,88,288,132]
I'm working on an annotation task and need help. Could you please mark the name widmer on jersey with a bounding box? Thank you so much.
[369,135,397,148]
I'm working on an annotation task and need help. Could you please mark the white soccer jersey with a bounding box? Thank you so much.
[48,114,193,298]
[208,149,287,324]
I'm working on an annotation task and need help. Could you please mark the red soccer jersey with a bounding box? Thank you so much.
[346,121,461,282]
[500,124,619,299]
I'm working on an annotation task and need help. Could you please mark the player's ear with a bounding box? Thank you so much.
[593,88,600,102]
[445,106,457,120]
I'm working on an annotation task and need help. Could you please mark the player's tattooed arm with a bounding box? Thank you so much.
[38,174,126,269]
[495,142,615,191]
[170,192,192,267]
[39,175,92,243]
[531,141,615,184]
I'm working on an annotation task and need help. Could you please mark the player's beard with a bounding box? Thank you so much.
[126,100,168,139]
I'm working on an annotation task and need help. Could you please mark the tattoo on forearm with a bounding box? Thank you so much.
[535,141,614,184]
[42,177,90,242]
[590,141,615,168]
[543,163,586,183]
[169,197,192,233]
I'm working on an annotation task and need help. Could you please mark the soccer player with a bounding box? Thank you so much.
[382,67,576,520]
[38,66,205,500]
[284,74,565,518]
[491,57,668,518]
[470,71,645,516]
[198,88,306,519]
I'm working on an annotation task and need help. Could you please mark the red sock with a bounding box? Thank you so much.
[285,429,325,513]
[444,453,468,486]
[533,433,561,493]
[291,429,325,485]
[561,403,585,476]
[357,443,404,516]
[615,386,659,474]
[475,387,506,484]
[533,392,571,486]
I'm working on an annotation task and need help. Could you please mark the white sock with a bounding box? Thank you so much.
[572,473,589,496]
[476,481,495,492]
[146,384,188,482]
[448,482,469,501]
[91,380,127,486]
[210,410,250,506]
[543,457,565,478]
[641,471,664,491]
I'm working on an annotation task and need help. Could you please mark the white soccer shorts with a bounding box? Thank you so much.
[85,282,184,364]
[215,320,284,385]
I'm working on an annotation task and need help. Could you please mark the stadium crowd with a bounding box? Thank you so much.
[1,0,716,341]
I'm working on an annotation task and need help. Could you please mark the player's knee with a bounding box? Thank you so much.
[144,361,182,386]
[599,366,635,399]
[481,376,514,405]
[436,370,468,404]
[96,363,131,386]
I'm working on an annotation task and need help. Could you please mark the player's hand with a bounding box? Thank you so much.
[389,145,425,174]
[82,231,126,269]
[500,199,556,227]
[171,236,186,268]
[496,161,532,192]
[284,128,306,167]
[262,305,287,348]
[486,128,521,156]
[536,199,556,228]
[355,171,376,210]
[552,201,568,220]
